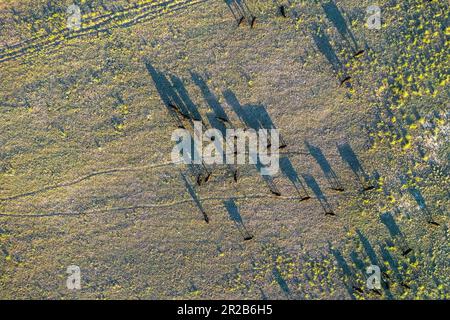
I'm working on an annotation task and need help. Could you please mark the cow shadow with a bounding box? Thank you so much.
[223,90,260,130]
[306,141,344,191]
[302,174,335,215]
[337,142,374,191]
[249,105,287,148]
[255,161,282,196]
[356,230,393,297]
[379,242,411,291]
[180,173,209,223]
[279,157,310,200]
[348,250,385,297]
[322,1,359,53]
[170,75,203,123]
[192,73,239,182]
[146,62,211,184]
[309,22,349,83]
[173,128,211,186]
[223,89,286,148]
[224,198,253,240]
[329,245,360,299]
[223,89,285,195]
[191,72,231,124]
[272,267,291,298]
[380,212,412,256]
[145,60,190,128]
[400,175,439,226]
[206,113,239,181]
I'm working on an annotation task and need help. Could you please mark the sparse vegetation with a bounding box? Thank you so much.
[0,0,448,299]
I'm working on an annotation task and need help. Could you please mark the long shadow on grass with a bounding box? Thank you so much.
[329,245,359,299]
[400,174,439,225]
[347,249,387,297]
[180,172,209,223]
[224,198,253,240]
[322,1,359,52]
[223,89,260,130]
[272,267,290,298]
[310,22,343,73]
[171,123,211,186]
[223,89,286,148]
[302,174,335,215]
[146,61,211,184]
[356,230,393,297]
[249,105,287,148]
[337,142,374,191]
[191,73,238,181]
[380,212,412,256]
[279,157,310,200]
[222,89,284,194]
[379,243,411,291]
[170,75,203,122]
[207,113,239,182]
[255,161,282,196]
[191,72,230,123]
[145,60,190,128]
[306,141,344,191]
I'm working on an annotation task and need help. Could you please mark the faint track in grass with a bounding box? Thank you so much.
[0,149,342,202]
[0,192,353,218]
[0,161,176,202]
[0,0,210,63]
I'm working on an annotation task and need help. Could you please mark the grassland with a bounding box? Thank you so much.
[0,0,449,299]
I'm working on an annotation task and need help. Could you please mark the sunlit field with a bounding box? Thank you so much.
[0,0,448,299]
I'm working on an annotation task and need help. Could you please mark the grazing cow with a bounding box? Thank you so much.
[225,0,256,28]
